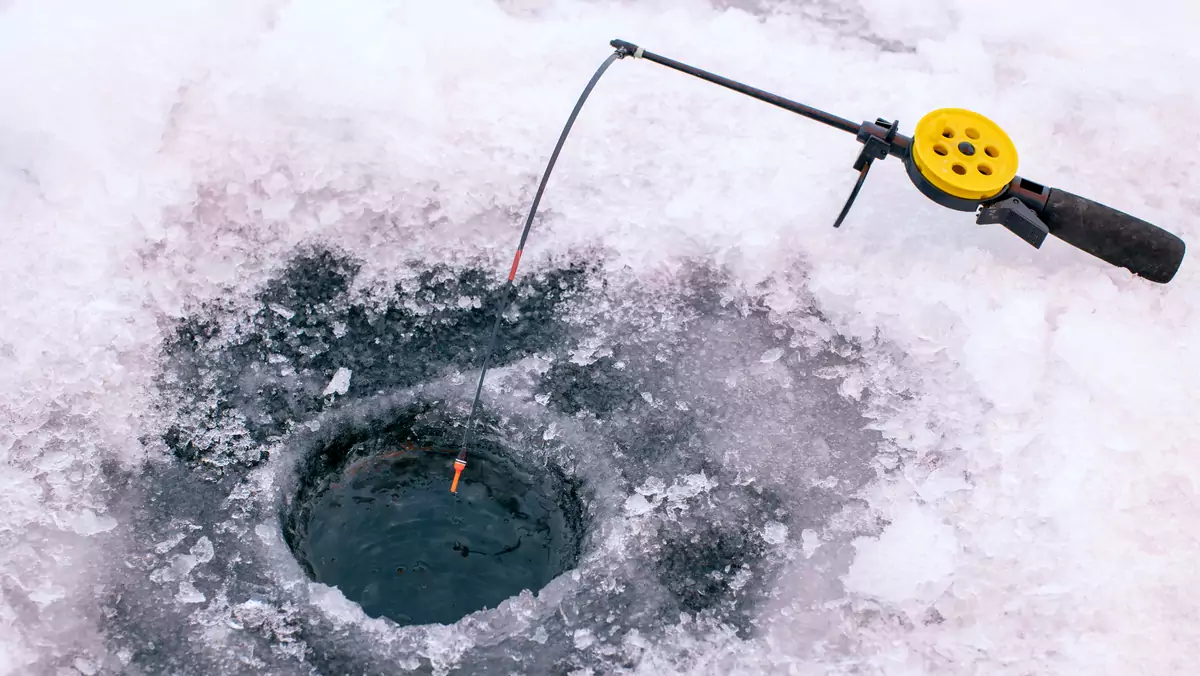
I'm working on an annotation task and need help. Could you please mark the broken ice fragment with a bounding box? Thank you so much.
[572,628,596,650]
[801,529,821,558]
[323,367,352,396]
[759,347,784,363]
[762,521,788,545]
[177,580,206,604]
[624,493,653,516]
[190,536,214,564]
[154,532,187,554]
[61,509,117,536]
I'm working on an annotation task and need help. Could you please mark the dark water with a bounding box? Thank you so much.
[290,437,583,626]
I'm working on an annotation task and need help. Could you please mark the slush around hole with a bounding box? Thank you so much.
[952,164,967,175]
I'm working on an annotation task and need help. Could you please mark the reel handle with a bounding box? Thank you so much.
[1039,188,1186,283]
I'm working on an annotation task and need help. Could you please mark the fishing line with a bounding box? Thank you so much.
[450,50,624,493]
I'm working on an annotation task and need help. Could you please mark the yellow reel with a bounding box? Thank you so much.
[910,108,1018,201]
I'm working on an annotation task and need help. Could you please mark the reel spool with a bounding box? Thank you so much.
[907,108,1019,211]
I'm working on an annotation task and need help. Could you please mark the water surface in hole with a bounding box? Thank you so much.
[290,435,583,626]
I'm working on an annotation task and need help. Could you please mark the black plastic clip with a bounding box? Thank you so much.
[611,39,640,58]
[977,196,1050,248]
[833,119,898,228]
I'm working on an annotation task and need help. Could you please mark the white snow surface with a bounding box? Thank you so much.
[2,0,1200,674]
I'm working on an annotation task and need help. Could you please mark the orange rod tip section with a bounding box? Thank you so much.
[508,249,523,281]
[450,459,466,493]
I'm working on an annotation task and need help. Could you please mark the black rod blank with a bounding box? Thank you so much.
[610,39,860,135]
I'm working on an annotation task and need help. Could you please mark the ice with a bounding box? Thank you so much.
[573,628,597,650]
[177,581,207,604]
[761,521,788,546]
[623,493,654,517]
[59,509,118,536]
[322,367,352,397]
[3,0,1199,673]
[190,536,215,564]
[843,501,958,611]
[800,529,820,558]
[154,533,188,555]
[759,348,784,364]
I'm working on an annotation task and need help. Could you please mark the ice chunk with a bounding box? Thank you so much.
[623,493,654,517]
[177,581,206,604]
[189,536,214,564]
[59,509,117,536]
[171,553,199,578]
[28,584,66,607]
[572,628,596,650]
[761,521,788,546]
[664,473,716,505]
[635,477,667,497]
[759,347,784,363]
[322,367,352,396]
[801,529,821,558]
[843,502,958,607]
[154,533,187,554]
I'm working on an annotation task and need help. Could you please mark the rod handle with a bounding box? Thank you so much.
[1039,188,1185,283]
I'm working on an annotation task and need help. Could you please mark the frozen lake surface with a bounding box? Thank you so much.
[2,1,1199,674]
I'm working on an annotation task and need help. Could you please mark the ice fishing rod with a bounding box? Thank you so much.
[451,40,1188,491]
[607,39,1186,282]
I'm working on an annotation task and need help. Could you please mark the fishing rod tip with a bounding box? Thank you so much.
[450,459,466,493]
[610,39,641,58]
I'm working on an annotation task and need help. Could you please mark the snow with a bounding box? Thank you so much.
[843,501,958,610]
[2,0,1199,674]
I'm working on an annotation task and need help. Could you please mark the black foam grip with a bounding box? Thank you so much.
[1039,188,1186,283]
